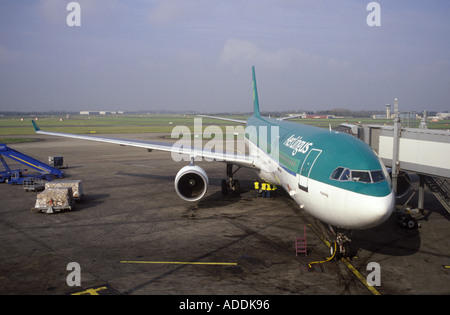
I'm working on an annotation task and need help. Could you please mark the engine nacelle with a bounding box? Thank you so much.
[174,165,209,202]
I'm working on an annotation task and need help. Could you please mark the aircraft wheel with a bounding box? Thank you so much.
[343,242,352,258]
[221,180,228,195]
[233,180,241,196]
[399,214,418,230]
[405,216,418,230]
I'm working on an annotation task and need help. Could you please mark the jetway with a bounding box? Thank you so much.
[362,126,450,178]
[336,110,450,214]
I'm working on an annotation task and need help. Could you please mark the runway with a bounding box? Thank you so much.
[0,134,449,295]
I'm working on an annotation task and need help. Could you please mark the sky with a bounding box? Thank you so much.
[0,0,449,113]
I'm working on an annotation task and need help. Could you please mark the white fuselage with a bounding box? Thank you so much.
[248,140,395,230]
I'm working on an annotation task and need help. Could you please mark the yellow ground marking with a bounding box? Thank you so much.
[120,260,237,266]
[71,286,107,295]
[340,259,381,295]
[312,234,381,295]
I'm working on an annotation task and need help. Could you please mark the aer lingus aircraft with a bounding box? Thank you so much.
[32,67,394,258]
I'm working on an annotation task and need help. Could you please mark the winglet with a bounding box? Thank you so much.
[252,66,261,117]
[31,120,40,132]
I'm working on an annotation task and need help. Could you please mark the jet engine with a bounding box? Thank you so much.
[174,165,209,202]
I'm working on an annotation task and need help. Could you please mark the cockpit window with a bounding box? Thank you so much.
[340,169,350,181]
[331,167,344,180]
[351,171,371,183]
[330,167,350,181]
[371,170,386,183]
[330,167,386,183]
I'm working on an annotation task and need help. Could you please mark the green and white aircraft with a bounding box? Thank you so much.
[32,67,394,257]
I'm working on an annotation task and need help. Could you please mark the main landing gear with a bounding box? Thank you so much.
[221,163,241,196]
[328,226,354,259]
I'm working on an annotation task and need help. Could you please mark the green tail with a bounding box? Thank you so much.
[252,66,261,117]
[31,120,40,131]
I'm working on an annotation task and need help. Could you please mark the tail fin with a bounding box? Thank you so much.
[31,120,41,132]
[252,66,261,117]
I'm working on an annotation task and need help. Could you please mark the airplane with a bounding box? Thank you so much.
[31,66,395,258]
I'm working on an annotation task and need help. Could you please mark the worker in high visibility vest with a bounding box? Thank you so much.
[254,180,261,197]
[261,182,268,198]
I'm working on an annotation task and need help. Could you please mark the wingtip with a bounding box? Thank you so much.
[31,120,40,132]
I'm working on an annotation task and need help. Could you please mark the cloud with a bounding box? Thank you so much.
[148,0,208,25]
[148,1,184,24]
[219,38,298,71]
[219,38,348,72]
[38,0,67,24]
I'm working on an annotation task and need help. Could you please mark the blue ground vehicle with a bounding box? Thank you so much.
[0,144,64,184]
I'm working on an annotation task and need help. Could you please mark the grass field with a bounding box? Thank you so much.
[0,114,449,143]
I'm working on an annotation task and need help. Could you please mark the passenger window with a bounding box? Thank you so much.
[331,167,344,180]
[351,171,371,183]
[371,170,385,183]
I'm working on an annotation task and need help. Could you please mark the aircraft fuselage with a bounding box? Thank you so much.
[246,115,395,230]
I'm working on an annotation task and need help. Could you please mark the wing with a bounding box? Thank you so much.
[197,115,247,124]
[277,114,304,121]
[31,120,256,168]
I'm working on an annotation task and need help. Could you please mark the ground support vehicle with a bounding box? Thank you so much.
[33,187,74,214]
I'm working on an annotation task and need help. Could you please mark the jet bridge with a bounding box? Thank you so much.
[363,126,450,178]
[337,122,450,214]
[366,125,450,213]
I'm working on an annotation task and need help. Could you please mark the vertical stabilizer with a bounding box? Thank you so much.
[252,66,261,117]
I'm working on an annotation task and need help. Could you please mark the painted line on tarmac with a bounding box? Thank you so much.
[272,198,382,295]
[318,236,381,295]
[120,260,237,266]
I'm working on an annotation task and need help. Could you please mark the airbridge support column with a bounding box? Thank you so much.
[418,175,425,210]
[391,98,401,195]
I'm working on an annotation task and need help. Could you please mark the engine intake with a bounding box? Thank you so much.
[174,165,209,202]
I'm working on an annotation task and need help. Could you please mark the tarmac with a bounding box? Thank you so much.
[0,133,449,295]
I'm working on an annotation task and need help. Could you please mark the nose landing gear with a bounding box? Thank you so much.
[309,225,355,268]
[329,226,354,259]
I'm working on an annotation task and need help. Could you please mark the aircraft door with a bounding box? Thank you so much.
[298,149,322,192]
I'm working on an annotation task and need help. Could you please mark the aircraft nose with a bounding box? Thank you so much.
[364,190,395,228]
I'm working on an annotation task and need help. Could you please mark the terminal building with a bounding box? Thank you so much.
[80,111,125,115]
